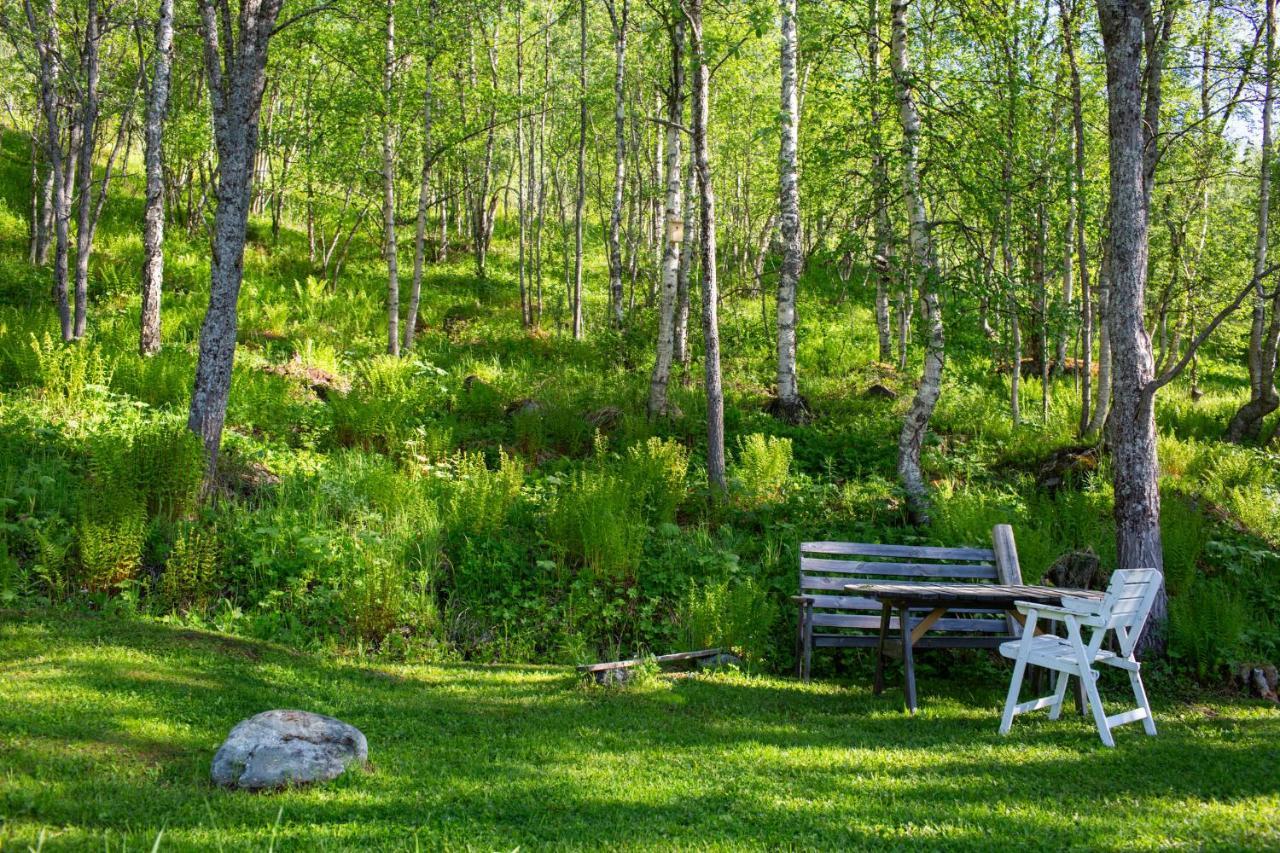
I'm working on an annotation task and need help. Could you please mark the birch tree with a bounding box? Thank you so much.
[891,0,945,523]
[139,0,175,356]
[773,0,805,421]
[686,0,725,495]
[188,0,286,471]
[647,12,684,419]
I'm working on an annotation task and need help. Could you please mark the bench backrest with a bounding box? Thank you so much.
[800,524,1023,637]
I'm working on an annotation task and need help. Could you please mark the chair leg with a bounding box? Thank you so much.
[1129,669,1157,736]
[1080,668,1115,747]
[1048,671,1071,721]
[999,654,1029,736]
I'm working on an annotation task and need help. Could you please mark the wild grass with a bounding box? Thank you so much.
[1,613,1278,850]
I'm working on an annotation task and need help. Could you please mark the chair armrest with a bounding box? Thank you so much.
[1014,601,1079,621]
[1060,594,1105,616]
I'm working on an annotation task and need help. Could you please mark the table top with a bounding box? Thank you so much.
[843,582,1103,608]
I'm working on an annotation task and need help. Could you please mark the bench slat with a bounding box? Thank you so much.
[801,557,999,579]
[801,541,995,561]
[811,613,1008,632]
[801,576,998,592]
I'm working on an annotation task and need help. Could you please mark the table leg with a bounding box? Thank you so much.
[899,605,917,714]
[873,604,891,695]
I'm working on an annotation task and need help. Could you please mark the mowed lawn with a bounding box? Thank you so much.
[1,614,1277,850]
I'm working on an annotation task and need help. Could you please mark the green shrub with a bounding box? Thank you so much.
[330,356,449,451]
[159,522,220,610]
[547,469,646,581]
[448,450,524,537]
[1159,495,1208,597]
[676,576,778,667]
[623,437,689,524]
[28,333,112,413]
[77,493,146,592]
[1169,578,1246,681]
[733,434,792,507]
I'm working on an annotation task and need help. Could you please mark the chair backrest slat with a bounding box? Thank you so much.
[1097,568,1163,632]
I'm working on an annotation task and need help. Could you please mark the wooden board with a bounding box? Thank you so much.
[577,648,722,673]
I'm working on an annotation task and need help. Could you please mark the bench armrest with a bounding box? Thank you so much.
[790,595,814,605]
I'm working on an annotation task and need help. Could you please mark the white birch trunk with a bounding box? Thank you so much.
[140,0,175,356]
[891,0,945,524]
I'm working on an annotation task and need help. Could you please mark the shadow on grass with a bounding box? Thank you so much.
[2,612,1277,848]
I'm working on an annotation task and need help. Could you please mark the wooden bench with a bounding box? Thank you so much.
[795,524,1023,681]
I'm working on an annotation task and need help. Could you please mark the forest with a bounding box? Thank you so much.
[2,0,1279,671]
[0,0,1279,845]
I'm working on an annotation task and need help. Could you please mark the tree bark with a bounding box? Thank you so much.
[648,16,685,419]
[71,0,101,339]
[687,0,726,496]
[1062,0,1093,434]
[774,0,804,418]
[573,0,587,339]
[1086,248,1113,439]
[1227,0,1280,443]
[1096,0,1165,649]
[24,0,72,340]
[675,151,695,370]
[868,0,894,364]
[891,0,945,524]
[406,46,436,352]
[382,0,400,356]
[140,0,176,356]
[189,0,285,474]
[606,0,629,328]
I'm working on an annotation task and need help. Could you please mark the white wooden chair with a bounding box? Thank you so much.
[997,568,1163,747]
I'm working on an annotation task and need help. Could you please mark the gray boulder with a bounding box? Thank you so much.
[211,710,367,790]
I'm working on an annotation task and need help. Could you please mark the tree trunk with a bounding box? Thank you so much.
[405,48,435,353]
[772,0,803,419]
[189,0,285,474]
[1096,0,1165,651]
[516,3,530,327]
[606,0,629,328]
[868,0,894,364]
[1227,0,1280,443]
[891,0,945,524]
[140,0,175,356]
[382,0,400,356]
[24,0,72,340]
[72,0,101,339]
[1062,0,1093,434]
[687,0,726,496]
[573,0,587,339]
[1086,250,1113,439]
[675,152,695,370]
[648,16,685,419]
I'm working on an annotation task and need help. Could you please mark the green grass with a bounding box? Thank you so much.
[1,612,1277,850]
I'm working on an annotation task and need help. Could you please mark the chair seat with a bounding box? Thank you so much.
[999,635,1120,672]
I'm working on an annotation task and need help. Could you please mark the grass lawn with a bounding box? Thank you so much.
[1,613,1277,850]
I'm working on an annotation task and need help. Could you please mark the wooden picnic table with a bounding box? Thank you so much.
[846,582,1104,714]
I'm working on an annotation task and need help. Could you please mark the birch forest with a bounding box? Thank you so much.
[0,0,1278,670]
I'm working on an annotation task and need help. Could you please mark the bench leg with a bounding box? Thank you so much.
[795,606,806,679]
[801,605,813,683]
[899,606,917,714]
[873,604,891,695]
